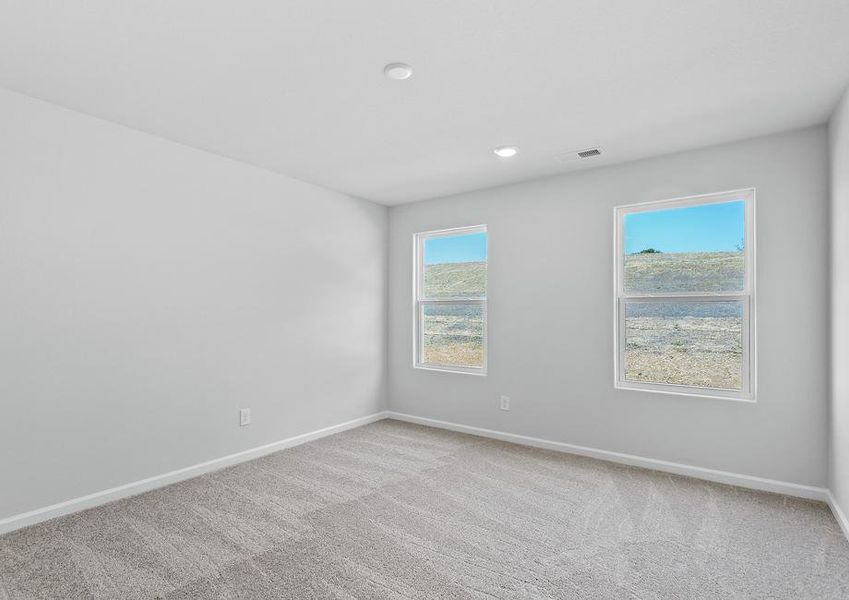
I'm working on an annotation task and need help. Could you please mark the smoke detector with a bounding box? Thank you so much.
[384,63,413,80]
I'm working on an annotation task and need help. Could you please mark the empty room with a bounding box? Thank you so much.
[2,1,849,598]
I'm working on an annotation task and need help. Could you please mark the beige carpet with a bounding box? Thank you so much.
[1,419,847,599]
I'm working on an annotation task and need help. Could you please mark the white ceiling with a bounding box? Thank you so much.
[1,1,848,205]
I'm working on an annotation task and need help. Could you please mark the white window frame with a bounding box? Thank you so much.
[614,188,756,402]
[413,225,488,375]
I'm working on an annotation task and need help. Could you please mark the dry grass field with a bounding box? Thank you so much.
[623,252,745,390]
[422,252,745,387]
[422,337,483,367]
[421,302,485,367]
[422,262,485,368]
[624,301,743,390]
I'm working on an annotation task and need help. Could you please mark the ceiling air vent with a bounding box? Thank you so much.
[576,147,602,159]
[554,147,604,164]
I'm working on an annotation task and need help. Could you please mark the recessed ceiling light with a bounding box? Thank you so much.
[493,145,519,158]
[384,62,413,80]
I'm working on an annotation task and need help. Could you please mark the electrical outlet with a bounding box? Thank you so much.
[239,408,251,426]
[499,395,510,411]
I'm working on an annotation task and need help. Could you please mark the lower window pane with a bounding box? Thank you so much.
[624,301,743,390]
[422,303,484,369]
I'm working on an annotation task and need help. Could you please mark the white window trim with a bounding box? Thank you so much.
[613,188,757,402]
[413,224,488,375]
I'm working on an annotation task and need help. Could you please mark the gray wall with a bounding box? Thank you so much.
[389,126,829,487]
[830,88,849,516]
[0,89,387,520]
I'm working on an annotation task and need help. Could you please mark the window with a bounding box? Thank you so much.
[614,189,755,400]
[414,225,487,374]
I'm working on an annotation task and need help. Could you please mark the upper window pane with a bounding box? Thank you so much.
[423,232,487,298]
[623,200,745,294]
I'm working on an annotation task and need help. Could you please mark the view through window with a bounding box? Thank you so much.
[415,225,487,373]
[615,190,755,399]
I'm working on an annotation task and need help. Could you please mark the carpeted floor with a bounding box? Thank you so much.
[1,420,848,599]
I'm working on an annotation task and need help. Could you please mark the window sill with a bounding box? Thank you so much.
[414,364,487,377]
[615,381,755,403]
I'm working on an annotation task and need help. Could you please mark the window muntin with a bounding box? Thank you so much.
[615,190,755,400]
[415,226,487,374]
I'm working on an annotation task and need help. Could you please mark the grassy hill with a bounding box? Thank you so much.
[624,251,745,293]
[423,252,745,296]
[423,261,486,298]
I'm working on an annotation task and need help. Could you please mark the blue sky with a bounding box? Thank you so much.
[624,200,744,254]
[424,232,487,264]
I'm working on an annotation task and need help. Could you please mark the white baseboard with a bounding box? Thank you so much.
[827,492,849,542]
[387,412,830,503]
[5,410,845,544]
[0,411,390,536]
